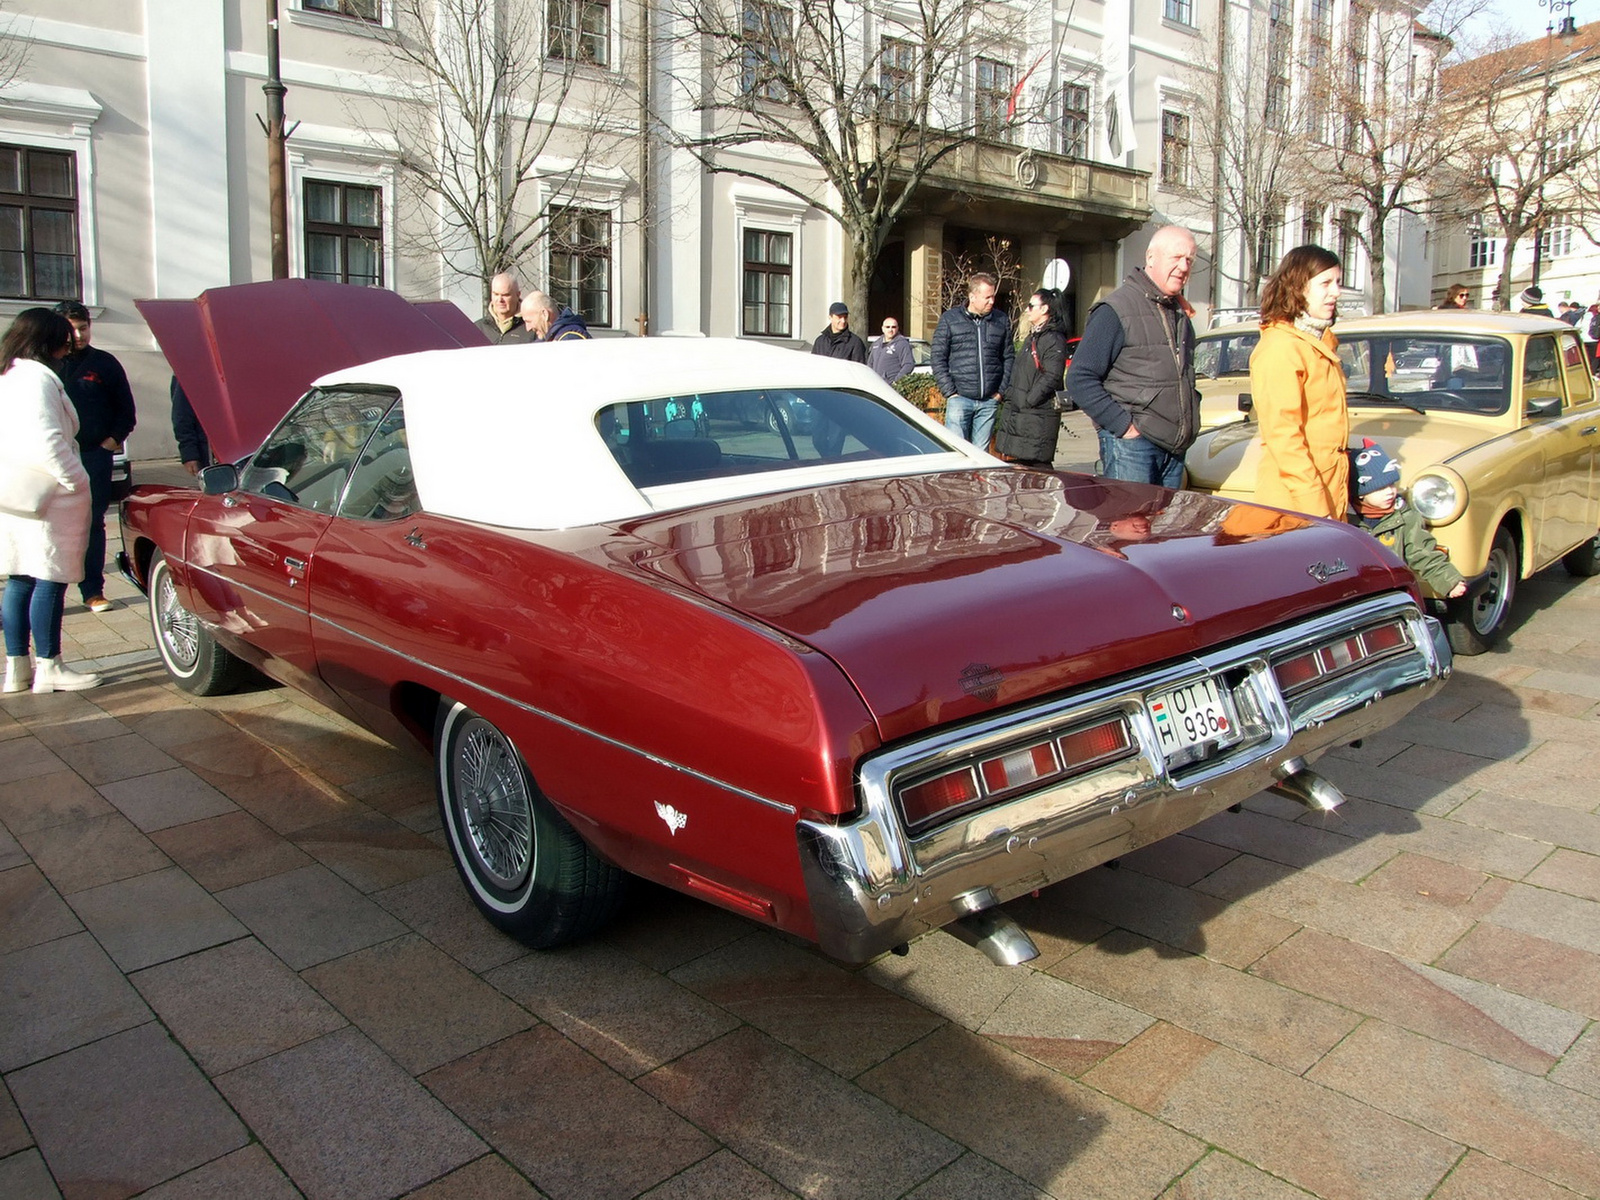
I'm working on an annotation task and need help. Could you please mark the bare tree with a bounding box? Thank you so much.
[0,0,31,90]
[1440,29,1600,308]
[1181,2,1303,305]
[357,0,638,306]
[1295,0,1485,313]
[654,0,1063,319]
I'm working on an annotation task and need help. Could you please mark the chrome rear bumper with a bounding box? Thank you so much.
[797,592,1450,964]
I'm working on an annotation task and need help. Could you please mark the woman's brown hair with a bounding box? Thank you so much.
[1258,245,1341,324]
[1,307,73,374]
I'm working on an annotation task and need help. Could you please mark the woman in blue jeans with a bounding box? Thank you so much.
[0,308,103,693]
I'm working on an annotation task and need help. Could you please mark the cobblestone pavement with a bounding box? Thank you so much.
[3,458,1600,1200]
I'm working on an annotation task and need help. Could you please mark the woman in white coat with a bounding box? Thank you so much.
[1,308,102,692]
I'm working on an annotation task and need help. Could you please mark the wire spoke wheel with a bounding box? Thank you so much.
[155,567,201,671]
[452,718,534,890]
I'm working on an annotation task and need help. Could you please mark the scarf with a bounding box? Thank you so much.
[1294,313,1333,339]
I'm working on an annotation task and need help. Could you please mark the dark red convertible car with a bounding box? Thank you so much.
[120,282,1452,965]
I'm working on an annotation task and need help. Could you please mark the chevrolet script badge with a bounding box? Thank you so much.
[1307,559,1349,582]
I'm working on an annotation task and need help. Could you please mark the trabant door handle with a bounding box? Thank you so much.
[283,556,306,587]
[1582,425,1598,436]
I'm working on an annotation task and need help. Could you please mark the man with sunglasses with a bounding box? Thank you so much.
[868,317,915,384]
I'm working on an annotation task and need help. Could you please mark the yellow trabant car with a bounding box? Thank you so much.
[1194,321,1261,430]
[1184,311,1600,654]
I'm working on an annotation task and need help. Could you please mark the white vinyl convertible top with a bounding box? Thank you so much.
[310,337,989,529]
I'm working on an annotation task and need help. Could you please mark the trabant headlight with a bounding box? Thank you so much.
[1409,469,1467,525]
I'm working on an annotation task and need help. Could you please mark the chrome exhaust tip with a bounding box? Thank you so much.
[947,906,1040,966]
[1266,758,1345,813]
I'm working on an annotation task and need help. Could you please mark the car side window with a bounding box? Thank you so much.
[1560,333,1595,406]
[1523,336,1564,411]
[239,388,392,512]
[337,399,419,521]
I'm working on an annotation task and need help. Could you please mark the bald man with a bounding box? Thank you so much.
[475,273,528,343]
[520,290,591,341]
[1066,224,1201,487]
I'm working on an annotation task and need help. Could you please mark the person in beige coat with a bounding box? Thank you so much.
[1,308,102,693]
[1249,245,1349,521]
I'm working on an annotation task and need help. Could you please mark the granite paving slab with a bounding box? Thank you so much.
[95,766,238,832]
[65,866,247,971]
[218,1026,485,1200]
[129,937,347,1074]
[7,1023,247,1200]
[303,933,534,1075]
[489,939,736,1079]
[1082,1022,1463,1200]
[858,1022,1201,1199]
[0,933,151,1071]
[423,1025,713,1200]
[214,862,407,969]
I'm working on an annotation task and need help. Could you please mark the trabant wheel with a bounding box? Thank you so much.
[1447,528,1518,656]
[1562,531,1600,577]
[147,551,248,695]
[434,700,625,947]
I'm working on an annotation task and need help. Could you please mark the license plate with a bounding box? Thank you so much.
[1147,677,1238,756]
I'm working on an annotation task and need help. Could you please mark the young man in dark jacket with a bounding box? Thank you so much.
[52,301,137,613]
[931,273,1013,451]
[811,302,867,363]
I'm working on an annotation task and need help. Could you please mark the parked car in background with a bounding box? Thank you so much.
[1185,311,1600,654]
[1193,322,1261,430]
[120,282,1451,967]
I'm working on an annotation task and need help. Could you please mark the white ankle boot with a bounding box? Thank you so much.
[31,656,102,693]
[3,656,30,693]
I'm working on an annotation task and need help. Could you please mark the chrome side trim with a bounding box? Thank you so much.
[172,558,797,816]
[798,592,1450,963]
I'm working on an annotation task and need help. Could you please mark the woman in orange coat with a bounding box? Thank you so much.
[1249,245,1349,520]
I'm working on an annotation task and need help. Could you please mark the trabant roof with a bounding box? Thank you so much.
[1329,310,1571,336]
[312,337,985,530]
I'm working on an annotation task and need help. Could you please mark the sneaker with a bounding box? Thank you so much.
[85,596,116,613]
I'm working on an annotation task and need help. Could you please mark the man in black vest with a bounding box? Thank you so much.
[1066,225,1200,487]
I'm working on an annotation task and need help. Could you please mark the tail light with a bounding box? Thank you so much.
[1273,619,1411,695]
[897,715,1134,832]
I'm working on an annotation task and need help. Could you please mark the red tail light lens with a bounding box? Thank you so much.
[900,768,981,828]
[1059,719,1131,767]
[1274,620,1412,694]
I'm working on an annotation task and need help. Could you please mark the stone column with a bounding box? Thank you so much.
[904,216,944,340]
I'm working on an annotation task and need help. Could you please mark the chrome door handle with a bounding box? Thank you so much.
[1581,425,1598,435]
[283,556,306,587]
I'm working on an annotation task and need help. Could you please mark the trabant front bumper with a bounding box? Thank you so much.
[797,591,1450,964]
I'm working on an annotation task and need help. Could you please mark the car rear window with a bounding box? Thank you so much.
[596,387,948,489]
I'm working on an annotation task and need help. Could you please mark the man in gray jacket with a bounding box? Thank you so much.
[1066,225,1200,487]
[932,273,1014,451]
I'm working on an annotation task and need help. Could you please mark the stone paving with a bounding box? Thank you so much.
[3,456,1600,1199]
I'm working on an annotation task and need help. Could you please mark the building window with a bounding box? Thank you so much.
[1160,110,1190,187]
[1302,204,1325,246]
[1163,0,1194,25]
[303,180,382,286]
[1544,127,1577,176]
[1265,77,1289,129]
[0,144,79,300]
[741,0,791,102]
[975,57,1014,140]
[303,0,381,20]
[1060,84,1090,157]
[880,38,917,123]
[1337,210,1361,277]
[742,228,791,337]
[1347,3,1370,93]
[1468,232,1498,269]
[1257,207,1283,276]
[1541,224,1574,259]
[548,205,611,327]
[548,0,610,67]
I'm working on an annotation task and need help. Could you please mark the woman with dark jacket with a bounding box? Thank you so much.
[994,289,1069,468]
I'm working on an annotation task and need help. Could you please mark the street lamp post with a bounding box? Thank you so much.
[1532,0,1579,290]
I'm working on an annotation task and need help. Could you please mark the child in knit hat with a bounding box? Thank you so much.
[1350,439,1467,599]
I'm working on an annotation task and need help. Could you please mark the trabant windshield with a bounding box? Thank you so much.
[596,387,949,489]
[1338,333,1512,416]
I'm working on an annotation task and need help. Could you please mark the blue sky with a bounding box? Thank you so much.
[1459,1,1589,48]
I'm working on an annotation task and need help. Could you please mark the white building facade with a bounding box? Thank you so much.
[1,0,1437,458]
